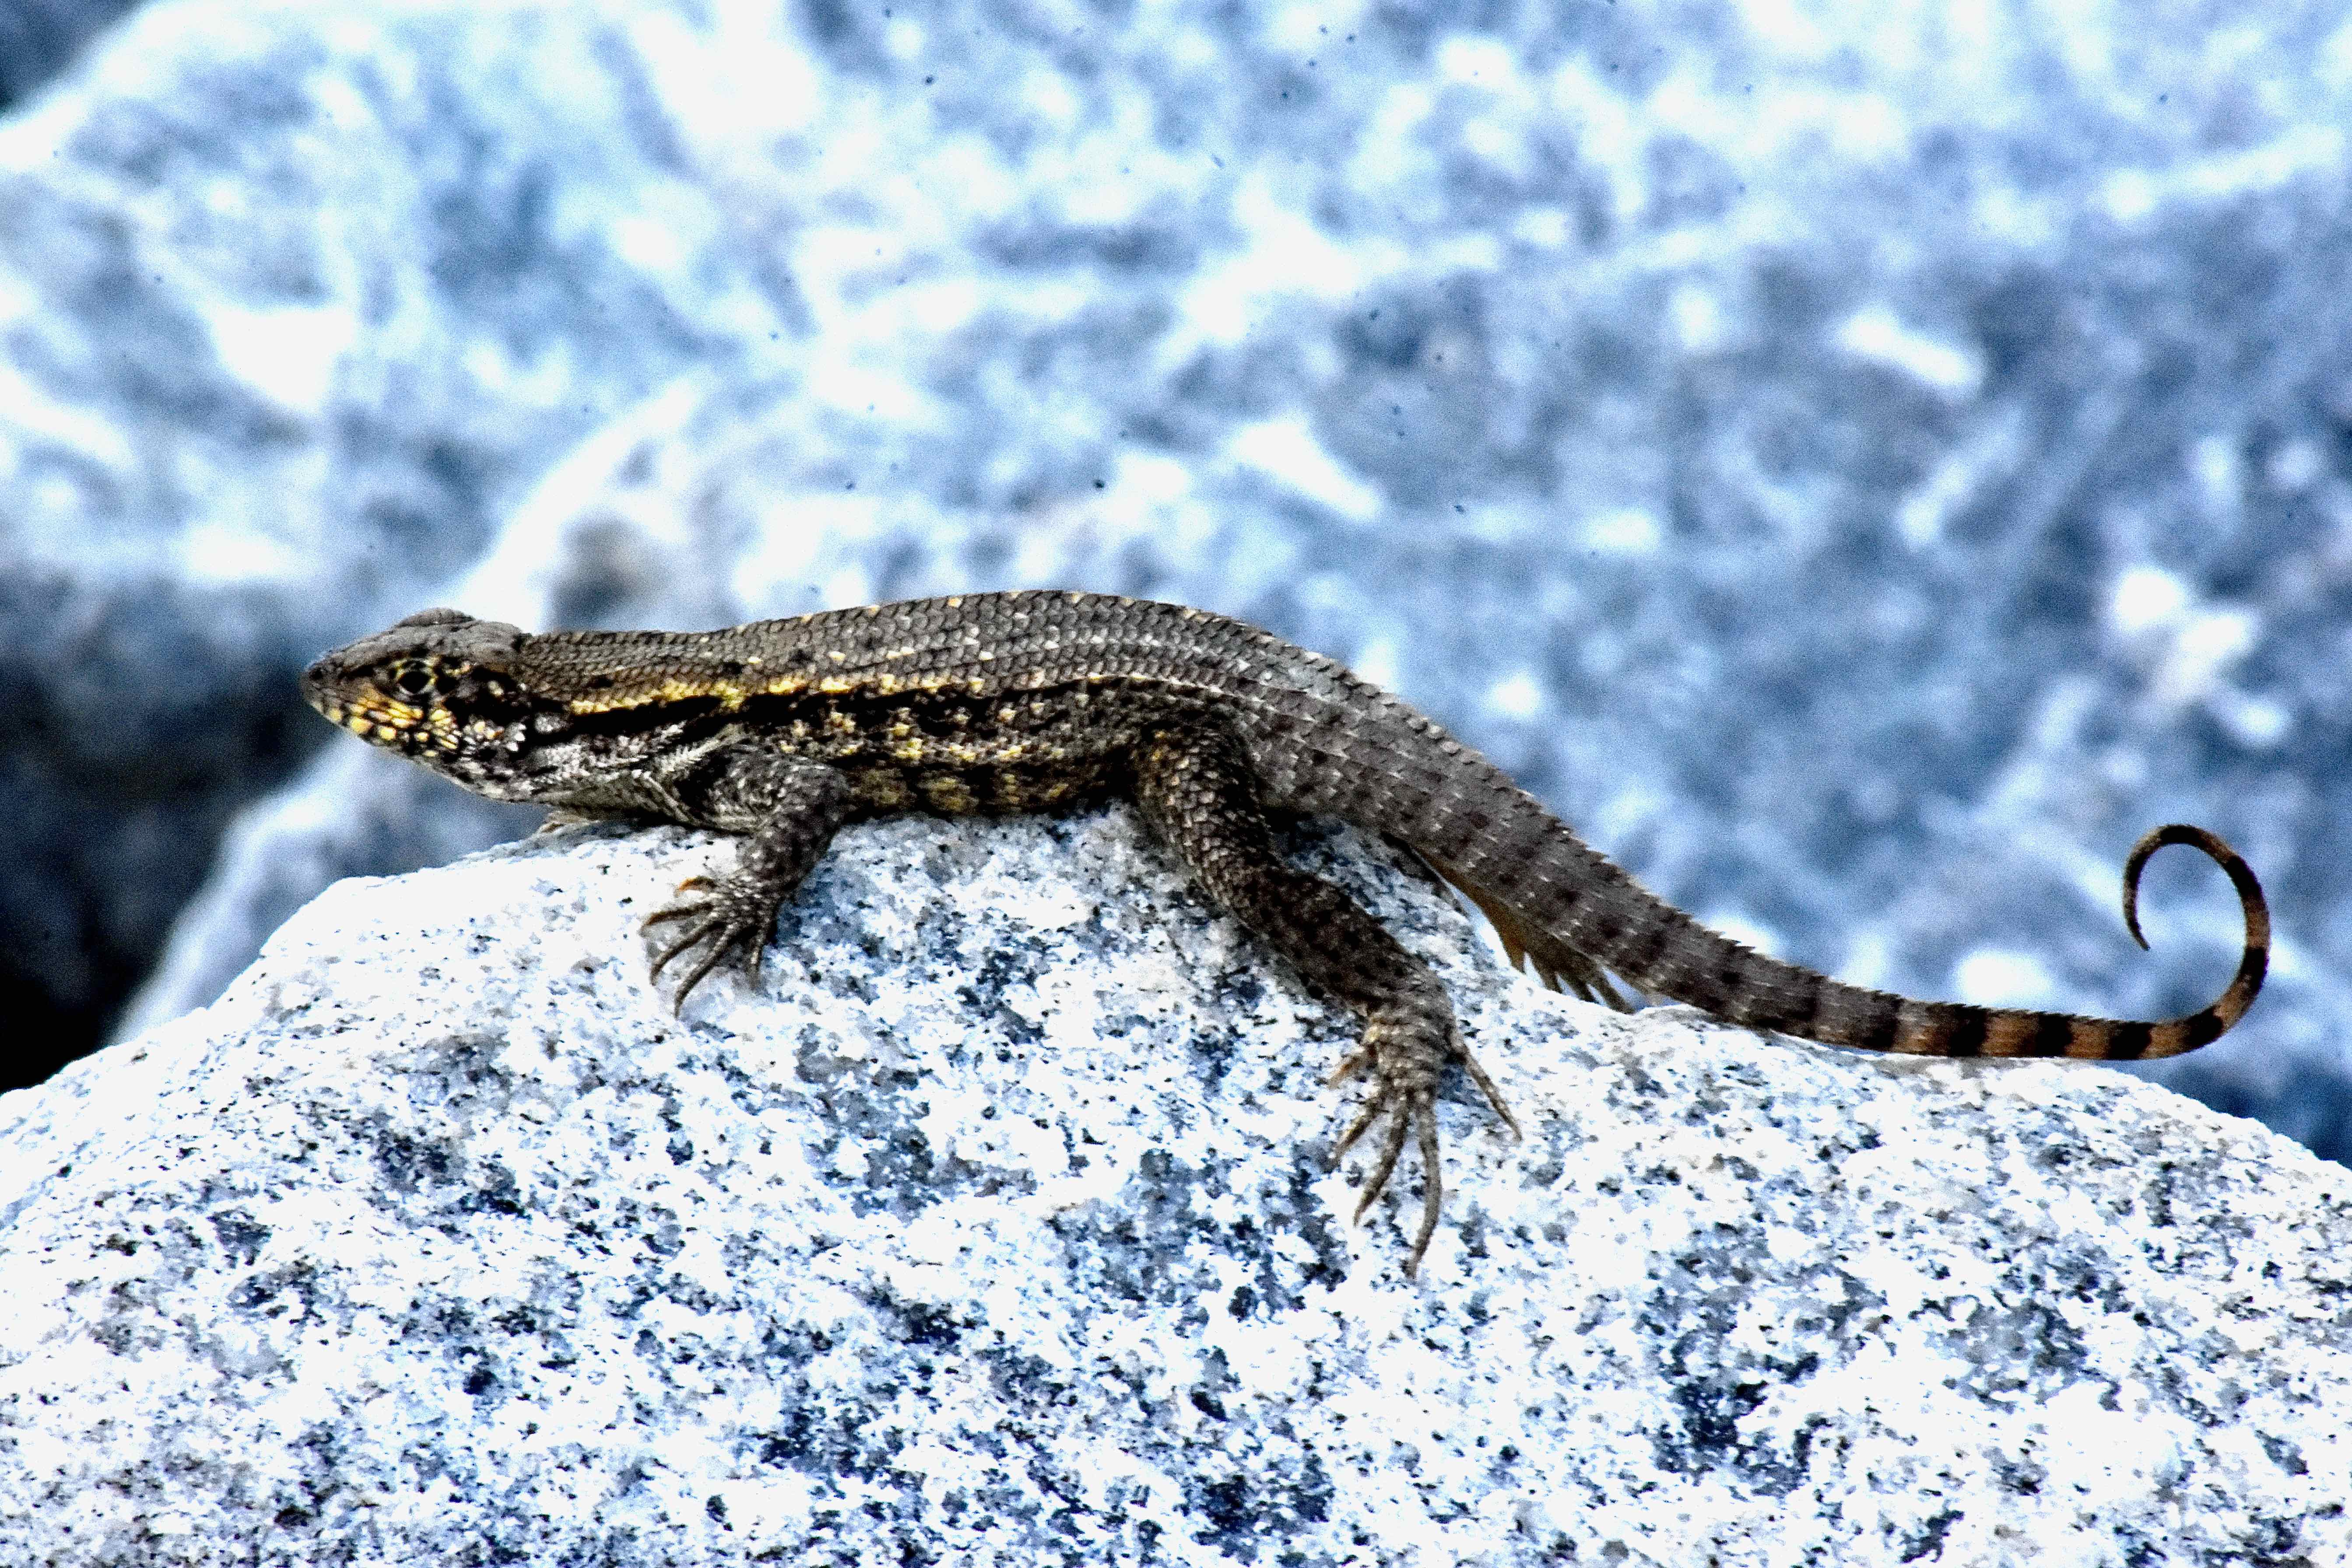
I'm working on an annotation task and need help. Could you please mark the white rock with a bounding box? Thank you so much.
[4,812,2347,1564]
[8,0,2344,1172]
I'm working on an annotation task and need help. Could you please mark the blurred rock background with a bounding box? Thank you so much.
[0,0,132,111]
[1,0,2345,1163]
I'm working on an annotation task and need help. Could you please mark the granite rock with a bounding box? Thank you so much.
[5,814,2348,1565]
[7,0,2352,1165]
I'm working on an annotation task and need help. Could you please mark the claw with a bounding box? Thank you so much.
[1455,1035,1520,1139]
[668,935,736,1012]
[1405,1108,1443,1276]
[648,918,713,979]
[642,876,715,930]
[1349,1101,1411,1223]
[1334,1084,1447,1275]
[1334,1097,1382,1160]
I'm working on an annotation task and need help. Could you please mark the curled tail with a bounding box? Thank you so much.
[1430,822,2266,1062]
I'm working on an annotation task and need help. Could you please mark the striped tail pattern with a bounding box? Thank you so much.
[1428,823,2266,1062]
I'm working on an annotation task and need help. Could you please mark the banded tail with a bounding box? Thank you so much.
[1422,823,2266,1062]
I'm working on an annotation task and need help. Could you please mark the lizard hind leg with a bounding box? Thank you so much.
[1132,723,1508,1277]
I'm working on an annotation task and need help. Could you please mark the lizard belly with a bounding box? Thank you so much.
[842,758,1123,817]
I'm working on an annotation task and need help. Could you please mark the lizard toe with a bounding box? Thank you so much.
[1348,1099,1413,1223]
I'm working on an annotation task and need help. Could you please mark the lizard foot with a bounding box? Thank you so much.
[642,873,779,1010]
[1326,1014,1519,1277]
[1331,1069,1443,1274]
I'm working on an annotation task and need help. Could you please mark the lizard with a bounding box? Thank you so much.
[301,590,2269,1273]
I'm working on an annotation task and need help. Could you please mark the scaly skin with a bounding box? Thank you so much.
[303,592,2270,1274]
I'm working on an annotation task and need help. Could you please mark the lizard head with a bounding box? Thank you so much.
[302,608,547,797]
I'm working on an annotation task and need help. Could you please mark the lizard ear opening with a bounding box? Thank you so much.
[393,607,474,629]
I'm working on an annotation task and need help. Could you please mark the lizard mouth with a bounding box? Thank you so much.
[325,699,430,747]
[301,663,439,752]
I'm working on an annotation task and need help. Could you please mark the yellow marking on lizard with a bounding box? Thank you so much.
[921,775,979,813]
[850,768,913,808]
[566,677,761,715]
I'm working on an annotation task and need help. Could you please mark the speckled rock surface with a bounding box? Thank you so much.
[3,814,2348,1566]
[12,0,2352,1166]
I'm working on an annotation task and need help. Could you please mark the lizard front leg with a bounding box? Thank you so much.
[640,748,857,1008]
[1131,723,1515,1276]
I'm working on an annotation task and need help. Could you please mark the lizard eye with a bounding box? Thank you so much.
[390,660,437,699]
